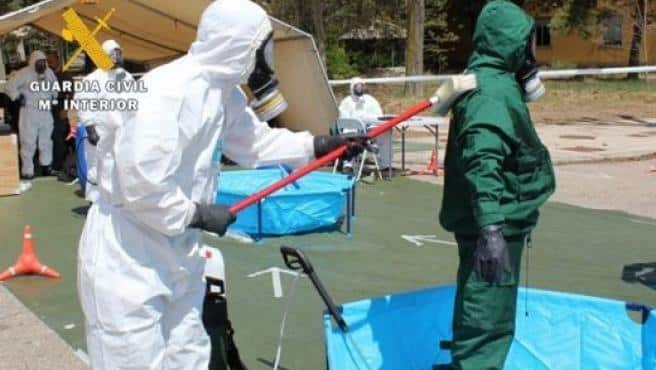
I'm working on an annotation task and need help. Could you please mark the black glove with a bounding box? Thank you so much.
[314,134,371,161]
[474,224,510,284]
[86,125,100,146]
[189,204,236,236]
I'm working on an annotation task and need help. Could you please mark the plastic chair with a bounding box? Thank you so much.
[331,118,382,181]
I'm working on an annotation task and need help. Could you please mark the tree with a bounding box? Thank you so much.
[1,0,40,16]
[308,0,327,64]
[425,0,459,73]
[0,3,10,16]
[262,0,408,77]
[545,0,598,38]
[405,0,425,97]
[627,0,648,78]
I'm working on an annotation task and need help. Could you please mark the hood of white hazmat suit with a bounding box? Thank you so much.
[29,50,47,68]
[5,50,56,104]
[189,0,273,85]
[102,39,120,54]
[339,77,383,120]
[349,77,365,98]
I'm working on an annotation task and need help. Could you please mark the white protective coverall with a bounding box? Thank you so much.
[338,77,391,169]
[77,1,315,369]
[76,39,134,202]
[5,50,57,177]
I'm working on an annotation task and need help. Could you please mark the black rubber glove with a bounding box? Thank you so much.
[314,134,370,161]
[86,125,100,146]
[474,224,510,284]
[189,203,236,236]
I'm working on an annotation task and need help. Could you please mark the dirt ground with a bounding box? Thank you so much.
[339,79,656,125]
[409,157,656,220]
[530,80,656,125]
[552,159,656,220]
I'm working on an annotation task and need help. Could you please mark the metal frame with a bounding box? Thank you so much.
[332,118,383,181]
[397,122,440,174]
[626,302,654,324]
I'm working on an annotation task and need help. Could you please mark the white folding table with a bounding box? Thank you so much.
[363,116,449,175]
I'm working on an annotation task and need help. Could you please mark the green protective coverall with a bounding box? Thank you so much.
[438,1,556,369]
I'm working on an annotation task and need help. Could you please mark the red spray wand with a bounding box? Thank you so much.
[228,97,438,214]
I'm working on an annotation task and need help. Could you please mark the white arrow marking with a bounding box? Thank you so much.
[248,267,302,298]
[630,219,656,227]
[402,235,424,246]
[401,235,457,247]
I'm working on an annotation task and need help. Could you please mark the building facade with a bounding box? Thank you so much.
[531,5,655,67]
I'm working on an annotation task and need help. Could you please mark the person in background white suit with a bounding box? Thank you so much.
[75,39,134,202]
[338,77,392,176]
[5,50,58,179]
[76,1,367,369]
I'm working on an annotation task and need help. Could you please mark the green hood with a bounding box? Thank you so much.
[467,0,535,73]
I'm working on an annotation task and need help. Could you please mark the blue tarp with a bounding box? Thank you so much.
[324,285,656,369]
[216,169,354,236]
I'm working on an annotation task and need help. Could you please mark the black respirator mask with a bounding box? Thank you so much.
[515,29,545,102]
[246,32,288,122]
[109,48,124,68]
[352,83,365,97]
[35,60,47,75]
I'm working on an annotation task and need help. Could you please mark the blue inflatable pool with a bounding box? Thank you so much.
[217,168,355,238]
[324,285,655,369]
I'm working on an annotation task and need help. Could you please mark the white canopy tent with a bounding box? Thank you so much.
[0,0,337,134]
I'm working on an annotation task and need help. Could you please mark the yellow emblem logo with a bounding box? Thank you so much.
[61,8,116,72]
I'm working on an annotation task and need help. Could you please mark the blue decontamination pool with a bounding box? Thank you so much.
[324,285,656,370]
[217,168,356,238]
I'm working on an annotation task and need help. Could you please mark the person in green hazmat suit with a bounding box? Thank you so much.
[439,1,556,369]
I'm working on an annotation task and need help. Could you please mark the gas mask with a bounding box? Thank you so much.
[352,82,365,97]
[109,48,124,68]
[35,59,47,75]
[246,32,288,122]
[516,30,545,103]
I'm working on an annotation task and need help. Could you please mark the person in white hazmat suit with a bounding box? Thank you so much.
[75,39,133,202]
[5,50,58,179]
[338,77,392,176]
[76,1,367,369]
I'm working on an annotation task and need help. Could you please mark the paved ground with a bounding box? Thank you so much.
[398,120,656,219]
[552,160,656,219]
[1,117,655,369]
[398,120,656,168]
[0,179,88,370]
[0,284,88,370]
[407,157,656,220]
[1,167,654,369]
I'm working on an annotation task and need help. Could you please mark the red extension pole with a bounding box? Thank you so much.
[229,98,437,214]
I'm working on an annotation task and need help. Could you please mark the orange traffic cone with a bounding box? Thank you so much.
[418,149,443,176]
[0,225,60,281]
